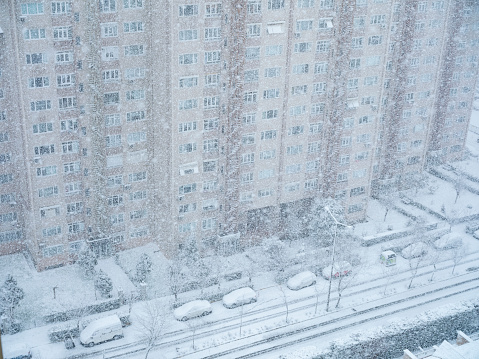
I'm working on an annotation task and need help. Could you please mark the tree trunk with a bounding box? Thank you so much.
[145,346,153,359]
[455,191,459,204]
[383,208,389,222]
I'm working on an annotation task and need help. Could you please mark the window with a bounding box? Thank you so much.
[290,105,306,116]
[26,53,47,64]
[243,113,256,124]
[24,28,46,40]
[205,2,221,17]
[259,168,275,179]
[316,40,330,53]
[287,145,303,155]
[258,189,273,198]
[177,29,198,42]
[105,114,121,127]
[107,175,123,187]
[308,141,321,153]
[355,151,368,161]
[126,67,145,79]
[205,27,221,41]
[348,78,359,90]
[242,134,255,145]
[341,136,351,147]
[106,134,121,148]
[104,92,120,105]
[203,139,218,152]
[36,165,57,177]
[42,228,62,239]
[124,21,144,33]
[53,26,72,40]
[285,164,301,174]
[179,99,198,110]
[298,0,314,7]
[305,179,318,190]
[292,64,309,74]
[203,160,217,173]
[58,96,77,110]
[285,183,300,192]
[261,130,277,140]
[319,0,333,9]
[262,109,278,119]
[246,47,261,61]
[357,133,371,143]
[314,63,328,75]
[124,44,144,56]
[124,0,142,8]
[353,169,366,178]
[245,69,259,83]
[296,20,313,32]
[31,99,52,113]
[203,181,218,192]
[370,14,386,25]
[0,153,12,164]
[242,172,254,183]
[248,0,262,13]
[28,77,49,88]
[126,89,145,101]
[351,37,363,49]
[100,0,116,12]
[21,2,44,15]
[263,89,280,99]
[65,181,81,195]
[310,122,322,134]
[265,45,283,56]
[178,121,197,133]
[38,186,58,198]
[348,204,363,213]
[179,4,198,16]
[127,131,146,145]
[292,85,308,95]
[364,76,378,86]
[313,82,326,94]
[244,91,258,104]
[62,141,79,154]
[260,150,276,160]
[108,195,124,207]
[130,190,147,201]
[242,153,255,164]
[179,183,197,195]
[205,73,220,87]
[101,47,118,61]
[354,16,365,28]
[294,42,312,53]
[202,218,216,231]
[318,18,333,30]
[337,173,348,182]
[204,118,219,131]
[288,125,304,135]
[247,24,261,37]
[179,203,196,214]
[368,36,382,45]
[63,161,81,174]
[130,226,148,238]
[0,230,21,244]
[361,96,375,105]
[205,51,221,64]
[268,0,285,10]
[204,96,219,109]
[311,103,325,115]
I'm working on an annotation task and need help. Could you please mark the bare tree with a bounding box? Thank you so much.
[134,301,168,359]
[380,264,399,296]
[427,248,444,282]
[168,256,186,303]
[279,286,290,324]
[185,318,203,350]
[407,254,427,289]
[453,172,466,204]
[334,264,360,309]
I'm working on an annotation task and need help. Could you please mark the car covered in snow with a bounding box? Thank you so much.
[474,230,479,240]
[401,242,428,259]
[322,261,352,279]
[223,287,257,308]
[434,233,462,250]
[465,221,479,234]
[287,271,317,290]
[80,315,123,347]
[174,300,212,321]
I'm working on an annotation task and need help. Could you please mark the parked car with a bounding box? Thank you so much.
[380,250,396,266]
[474,230,479,240]
[223,287,257,308]
[401,242,428,259]
[322,261,352,279]
[434,233,462,250]
[287,271,317,290]
[465,221,479,234]
[80,315,123,347]
[174,300,212,321]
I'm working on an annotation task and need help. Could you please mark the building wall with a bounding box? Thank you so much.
[0,0,477,269]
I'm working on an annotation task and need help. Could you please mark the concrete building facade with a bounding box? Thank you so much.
[0,0,477,270]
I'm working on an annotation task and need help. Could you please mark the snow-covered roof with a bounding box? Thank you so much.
[430,340,479,359]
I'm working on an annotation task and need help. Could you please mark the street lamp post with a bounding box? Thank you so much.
[324,206,351,312]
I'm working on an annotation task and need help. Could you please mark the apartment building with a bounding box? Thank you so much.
[0,0,477,270]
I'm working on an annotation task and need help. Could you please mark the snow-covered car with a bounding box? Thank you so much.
[223,287,257,308]
[287,271,317,290]
[401,242,428,259]
[466,221,479,234]
[322,261,352,280]
[174,300,212,321]
[434,233,462,250]
[80,315,123,347]
[473,230,479,240]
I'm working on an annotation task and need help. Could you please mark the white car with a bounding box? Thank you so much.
[80,315,123,347]
[287,271,317,290]
[401,242,428,259]
[434,233,462,250]
[223,287,257,308]
[322,261,352,279]
[174,300,212,321]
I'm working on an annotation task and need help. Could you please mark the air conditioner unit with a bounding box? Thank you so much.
[177,195,184,201]
[123,184,131,190]
[19,16,26,22]
[33,157,42,164]
[294,33,301,38]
